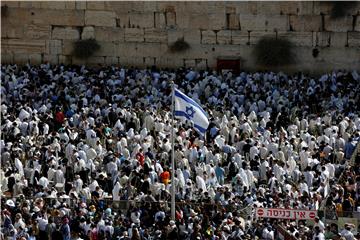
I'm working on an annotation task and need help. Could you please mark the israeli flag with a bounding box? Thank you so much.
[174,88,209,135]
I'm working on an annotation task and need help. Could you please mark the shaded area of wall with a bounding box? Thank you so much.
[1,1,360,73]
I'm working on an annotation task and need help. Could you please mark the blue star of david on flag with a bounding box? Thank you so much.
[185,106,195,119]
[174,88,209,135]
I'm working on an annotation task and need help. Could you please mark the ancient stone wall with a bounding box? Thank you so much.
[1,1,360,72]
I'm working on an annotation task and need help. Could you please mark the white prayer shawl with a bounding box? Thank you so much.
[15,158,24,177]
[112,182,121,201]
[196,176,207,192]
[237,169,249,187]
[177,169,185,190]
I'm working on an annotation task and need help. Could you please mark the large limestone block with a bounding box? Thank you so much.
[330,32,348,47]
[135,43,163,57]
[62,40,74,55]
[86,56,105,65]
[52,27,80,40]
[2,8,31,25]
[76,2,86,10]
[39,2,75,9]
[228,13,240,30]
[144,57,156,66]
[2,1,19,8]
[154,12,166,28]
[355,16,360,32]
[166,11,176,27]
[24,24,51,39]
[86,2,105,10]
[105,56,119,65]
[184,59,196,67]
[313,2,333,15]
[94,42,118,56]
[31,9,84,26]
[81,26,95,40]
[145,28,167,43]
[248,31,276,45]
[314,32,331,47]
[14,54,30,64]
[266,15,289,31]
[201,30,216,44]
[46,40,62,55]
[235,2,257,15]
[124,28,144,42]
[348,32,360,47]
[176,14,190,29]
[256,2,281,15]
[1,52,13,63]
[183,29,201,45]
[231,30,249,45]
[2,39,46,53]
[95,27,124,42]
[217,30,232,44]
[19,1,41,8]
[167,29,184,43]
[28,53,42,64]
[240,14,265,31]
[208,13,226,30]
[129,12,154,28]
[1,23,24,39]
[277,32,314,47]
[298,2,314,15]
[324,15,353,32]
[85,10,116,27]
[43,54,59,64]
[289,15,322,32]
[188,14,209,29]
[58,55,72,65]
[279,2,301,15]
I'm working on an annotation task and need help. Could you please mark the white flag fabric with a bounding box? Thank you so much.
[174,88,209,135]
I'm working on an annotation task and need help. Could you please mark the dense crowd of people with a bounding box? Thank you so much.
[1,63,360,240]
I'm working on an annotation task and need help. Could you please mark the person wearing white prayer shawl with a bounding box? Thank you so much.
[237,168,249,188]
[14,158,24,177]
[38,176,49,189]
[54,167,65,185]
[196,175,207,193]
[112,182,121,201]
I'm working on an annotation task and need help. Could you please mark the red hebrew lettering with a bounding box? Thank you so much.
[274,210,279,216]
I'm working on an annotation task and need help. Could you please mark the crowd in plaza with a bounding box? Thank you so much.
[1,63,360,240]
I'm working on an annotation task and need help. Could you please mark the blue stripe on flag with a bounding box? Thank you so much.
[174,89,207,116]
[174,111,207,134]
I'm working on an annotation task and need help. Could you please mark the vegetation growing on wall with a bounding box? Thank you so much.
[1,5,8,18]
[72,39,100,59]
[254,37,296,67]
[329,1,357,19]
[169,38,190,53]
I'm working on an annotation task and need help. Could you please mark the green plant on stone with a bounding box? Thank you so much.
[254,37,296,67]
[169,38,190,53]
[72,39,100,59]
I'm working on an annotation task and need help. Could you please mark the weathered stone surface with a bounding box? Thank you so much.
[231,30,249,45]
[135,43,163,57]
[348,32,360,47]
[75,1,86,10]
[1,1,19,8]
[62,40,75,55]
[95,27,124,42]
[208,13,226,30]
[1,23,24,39]
[154,12,166,28]
[240,14,287,31]
[277,32,314,47]
[330,32,348,47]
[289,15,322,32]
[217,30,232,44]
[201,30,216,44]
[43,54,59,64]
[166,11,176,27]
[1,52,13,63]
[167,29,184,44]
[124,28,144,42]
[39,1,75,9]
[188,14,209,29]
[184,59,196,67]
[228,13,240,30]
[85,11,116,27]
[14,54,30,64]
[24,24,51,39]
[31,9,84,26]
[183,29,201,45]
[86,56,105,65]
[46,40,62,55]
[52,27,80,40]
[2,39,46,53]
[58,55,72,65]
[315,32,331,47]
[28,53,42,64]
[86,2,105,10]
[313,1,333,15]
[129,12,154,28]
[94,42,118,57]
[325,16,353,32]
[279,2,301,15]
[144,57,156,66]
[355,16,360,32]
[235,2,257,15]
[248,31,276,45]
[81,26,95,40]
[105,56,119,65]
[256,2,281,15]
[145,28,167,43]
[19,1,41,8]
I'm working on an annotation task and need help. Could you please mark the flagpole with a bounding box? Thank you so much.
[171,81,176,220]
